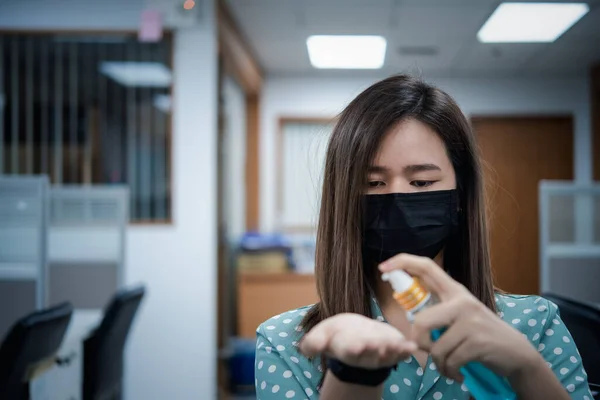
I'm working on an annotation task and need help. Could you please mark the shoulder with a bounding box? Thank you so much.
[495,293,558,319]
[256,305,313,347]
[495,294,560,338]
[495,293,556,312]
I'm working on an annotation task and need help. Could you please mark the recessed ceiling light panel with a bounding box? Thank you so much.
[306,35,387,69]
[477,2,589,43]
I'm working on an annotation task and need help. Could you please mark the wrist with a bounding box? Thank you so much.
[327,358,393,387]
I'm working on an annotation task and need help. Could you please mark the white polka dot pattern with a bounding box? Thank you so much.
[554,347,563,355]
[254,297,594,399]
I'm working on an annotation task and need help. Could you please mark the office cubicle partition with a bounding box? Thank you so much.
[48,186,129,309]
[539,181,600,305]
[0,176,49,340]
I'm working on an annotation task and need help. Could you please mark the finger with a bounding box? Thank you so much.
[385,339,418,366]
[445,336,482,381]
[378,254,464,301]
[299,317,341,357]
[429,323,469,379]
[411,300,463,350]
[364,336,417,369]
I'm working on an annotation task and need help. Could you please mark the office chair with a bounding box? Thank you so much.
[542,293,600,396]
[590,383,600,399]
[0,302,73,400]
[82,286,145,400]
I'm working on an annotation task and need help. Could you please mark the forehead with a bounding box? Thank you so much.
[373,118,451,168]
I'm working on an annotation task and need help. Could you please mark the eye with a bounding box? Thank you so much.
[410,180,435,188]
[368,181,385,188]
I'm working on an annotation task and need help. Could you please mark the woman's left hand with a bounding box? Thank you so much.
[379,254,545,384]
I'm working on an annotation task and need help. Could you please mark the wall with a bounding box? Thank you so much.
[0,1,218,399]
[260,75,592,233]
[125,24,218,400]
[223,76,247,241]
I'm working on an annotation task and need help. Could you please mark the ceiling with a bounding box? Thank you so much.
[226,0,600,78]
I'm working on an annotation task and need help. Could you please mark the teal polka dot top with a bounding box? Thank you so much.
[255,294,594,399]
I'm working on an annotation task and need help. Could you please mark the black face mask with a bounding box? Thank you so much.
[362,189,459,265]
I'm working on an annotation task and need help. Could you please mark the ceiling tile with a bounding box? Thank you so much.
[393,4,495,42]
[398,0,497,4]
[228,2,300,40]
[301,1,393,33]
[386,38,464,71]
[452,42,548,73]
[526,39,600,72]
[255,39,311,74]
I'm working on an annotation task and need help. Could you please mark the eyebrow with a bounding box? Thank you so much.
[367,163,441,173]
[403,163,441,173]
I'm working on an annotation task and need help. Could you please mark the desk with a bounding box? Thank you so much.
[31,310,103,400]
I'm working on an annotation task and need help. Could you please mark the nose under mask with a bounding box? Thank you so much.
[362,189,459,265]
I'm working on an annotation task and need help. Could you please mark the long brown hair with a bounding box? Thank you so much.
[301,74,497,357]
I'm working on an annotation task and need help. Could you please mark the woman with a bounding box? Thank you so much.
[255,75,593,399]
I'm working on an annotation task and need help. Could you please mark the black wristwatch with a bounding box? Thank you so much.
[326,358,395,387]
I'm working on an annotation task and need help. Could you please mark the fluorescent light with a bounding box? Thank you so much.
[306,35,387,69]
[478,2,589,43]
[99,62,172,88]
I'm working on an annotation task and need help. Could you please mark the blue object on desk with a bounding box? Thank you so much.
[431,329,516,400]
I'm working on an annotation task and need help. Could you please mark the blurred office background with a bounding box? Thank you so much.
[0,0,599,399]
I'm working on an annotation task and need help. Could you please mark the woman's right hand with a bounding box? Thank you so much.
[299,313,417,369]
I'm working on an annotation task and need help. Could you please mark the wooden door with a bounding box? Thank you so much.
[472,117,574,295]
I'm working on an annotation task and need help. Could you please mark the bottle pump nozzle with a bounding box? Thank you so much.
[381,270,414,293]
